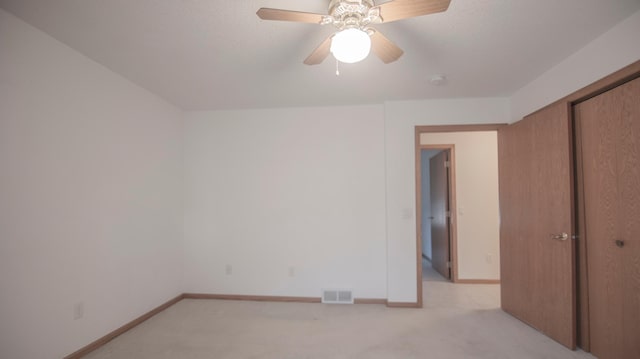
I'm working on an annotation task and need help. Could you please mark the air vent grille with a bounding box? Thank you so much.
[322,289,354,304]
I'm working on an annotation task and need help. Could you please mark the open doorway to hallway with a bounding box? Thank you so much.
[415,125,503,299]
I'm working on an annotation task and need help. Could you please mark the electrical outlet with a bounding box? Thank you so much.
[288,266,295,277]
[225,264,233,275]
[73,302,84,320]
[486,253,493,264]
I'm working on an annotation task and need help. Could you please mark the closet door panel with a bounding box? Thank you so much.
[498,101,576,349]
[576,76,640,359]
[618,78,640,359]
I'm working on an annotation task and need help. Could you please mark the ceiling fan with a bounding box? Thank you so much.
[256,0,451,65]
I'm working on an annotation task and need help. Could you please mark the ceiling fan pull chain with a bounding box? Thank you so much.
[336,59,340,76]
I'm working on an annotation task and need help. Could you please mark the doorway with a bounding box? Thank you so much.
[414,124,504,304]
[420,147,453,282]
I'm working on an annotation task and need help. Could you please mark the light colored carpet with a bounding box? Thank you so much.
[84,282,594,359]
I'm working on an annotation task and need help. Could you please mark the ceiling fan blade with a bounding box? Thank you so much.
[375,0,451,23]
[304,36,333,65]
[370,30,404,64]
[256,8,325,24]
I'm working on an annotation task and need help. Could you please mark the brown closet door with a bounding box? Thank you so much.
[498,101,576,349]
[575,76,640,359]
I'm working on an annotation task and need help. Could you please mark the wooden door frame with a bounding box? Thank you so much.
[414,124,506,306]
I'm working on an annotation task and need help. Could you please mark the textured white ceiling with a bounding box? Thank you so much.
[1,0,639,110]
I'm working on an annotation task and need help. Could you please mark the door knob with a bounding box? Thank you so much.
[551,233,569,241]
[615,239,625,248]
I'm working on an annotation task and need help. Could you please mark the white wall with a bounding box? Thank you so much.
[384,98,510,302]
[511,9,640,121]
[420,132,500,280]
[183,106,387,299]
[0,9,184,359]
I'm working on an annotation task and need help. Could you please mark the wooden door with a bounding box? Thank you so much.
[430,150,451,280]
[498,101,576,349]
[574,76,640,359]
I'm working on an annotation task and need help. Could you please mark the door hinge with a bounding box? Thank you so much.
[447,261,451,268]
[446,211,451,217]
[444,161,450,168]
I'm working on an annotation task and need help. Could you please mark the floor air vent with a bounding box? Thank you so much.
[322,289,353,304]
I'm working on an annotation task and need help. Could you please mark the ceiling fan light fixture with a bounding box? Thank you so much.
[330,28,371,64]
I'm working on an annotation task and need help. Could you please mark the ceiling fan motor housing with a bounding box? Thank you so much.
[325,0,382,29]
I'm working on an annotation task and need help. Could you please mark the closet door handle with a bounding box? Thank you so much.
[551,233,569,241]
[615,239,625,248]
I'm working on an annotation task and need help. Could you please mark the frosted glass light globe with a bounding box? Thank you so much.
[330,28,371,64]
